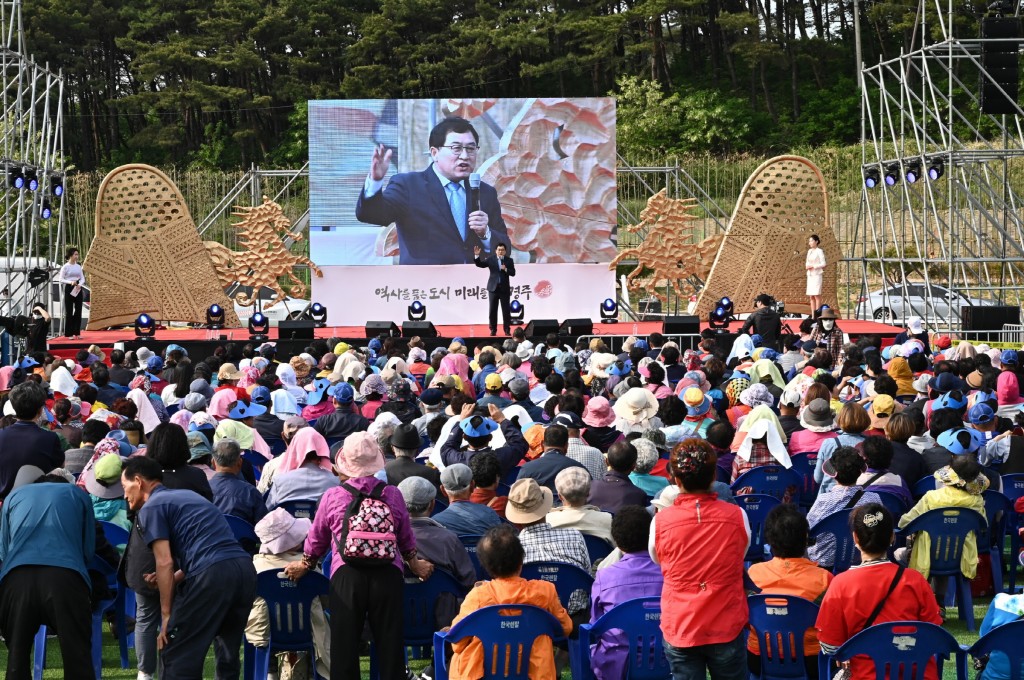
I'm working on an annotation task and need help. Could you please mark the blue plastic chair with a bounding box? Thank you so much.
[433,604,567,680]
[716,466,731,485]
[402,569,468,656]
[735,494,782,563]
[747,594,820,680]
[278,499,317,520]
[519,561,594,614]
[243,569,330,680]
[574,597,668,680]
[873,488,910,522]
[34,555,118,680]
[808,508,859,574]
[431,498,449,517]
[968,618,1024,680]
[817,621,967,680]
[459,535,488,580]
[241,450,268,482]
[731,465,802,505]
[1001,473,1024,592]
[788,453,818,510]
[99,521,134,668]
[982,490,1013,594]
[583,533,613,566]
[224,514,260,554]
[913,475,936,499]
[896,507,988,632]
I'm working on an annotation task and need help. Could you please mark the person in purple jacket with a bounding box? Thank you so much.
[283,431,433,680]
[589,505,664,680]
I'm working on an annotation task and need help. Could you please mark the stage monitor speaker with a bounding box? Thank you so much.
[559,318,593,336]
[365,321,400,338]
[981,17,1021,115]
[402,321,438,338]
[524,319,560,338]
[278,319,315,340]
[961,304,1021,331]
[663,315,701,335]
[710,331,738,358]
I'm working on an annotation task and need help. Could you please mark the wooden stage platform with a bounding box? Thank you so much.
[45,318,906,359]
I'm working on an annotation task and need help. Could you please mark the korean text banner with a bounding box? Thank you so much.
[312,264,614,326]
[308,98,616,267]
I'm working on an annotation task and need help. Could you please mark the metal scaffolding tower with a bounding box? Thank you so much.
[851,0,1024,327]
[0,0,64,326]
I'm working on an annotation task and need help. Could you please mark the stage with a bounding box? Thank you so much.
[44,318,907,360]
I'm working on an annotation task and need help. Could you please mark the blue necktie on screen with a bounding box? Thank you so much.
[446,182,467,241]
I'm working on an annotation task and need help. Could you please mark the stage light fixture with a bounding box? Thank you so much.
[709,306,730,330]
[50,175,63,197]
[905,160,921,184]
[599,297,618,323]
[407,300,426,322]
[23,168,38,191]
[884,163,901,186]
[308,302,328,328]
[717,297,734,317]
[863,167,881,189]
[135,313,156,338]
[248,311,270,341]
[509,300,525,325]
[39,199,51,219]
[7,166,23,190]
[206,303,225,329]
[927,159,945,181]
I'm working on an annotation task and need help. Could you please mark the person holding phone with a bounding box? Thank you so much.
[57,247,85,339]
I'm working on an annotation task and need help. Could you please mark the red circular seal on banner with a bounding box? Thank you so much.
[535,280,553,298]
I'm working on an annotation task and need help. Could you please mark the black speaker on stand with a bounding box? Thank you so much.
[278,319,315,341]
[524,319,560,338]
[559,318,594,337]
[981,16,1022,115]
[402,321,438,338]
[962,304,1021,341]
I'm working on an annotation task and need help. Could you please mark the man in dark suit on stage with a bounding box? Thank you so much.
[355,117,509,265]
[474,242,516,336]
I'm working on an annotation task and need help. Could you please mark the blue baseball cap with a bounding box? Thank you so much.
[928,372,964,394]
[17,356,38,369]
[935,390,968,411]
[250,386,271,405]
[1002,350,1019,366]
[750,334,763,347]
[328,382,354,403]
[634,339,649,350]
[968,403,995,425]
[146,355,164,372]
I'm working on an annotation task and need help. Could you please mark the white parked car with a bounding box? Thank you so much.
[855,283,998,327]
[229,285,311,327]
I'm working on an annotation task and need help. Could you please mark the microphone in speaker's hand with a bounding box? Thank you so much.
[469,173,481,213]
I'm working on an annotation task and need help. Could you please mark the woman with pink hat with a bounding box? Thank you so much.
[284,431,433,680]
[582,396,623,452]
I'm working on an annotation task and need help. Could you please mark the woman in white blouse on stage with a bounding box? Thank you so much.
[805,234,825,314]
[58,247,85,338]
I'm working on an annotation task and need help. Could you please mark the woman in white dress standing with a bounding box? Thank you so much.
[805,234,825,314]
[58,247,85,339]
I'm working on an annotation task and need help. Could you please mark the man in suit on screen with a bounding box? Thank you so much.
[355,116,509,265]
[474,242,516,336]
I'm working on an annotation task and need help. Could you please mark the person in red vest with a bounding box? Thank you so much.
[650,437,750,680]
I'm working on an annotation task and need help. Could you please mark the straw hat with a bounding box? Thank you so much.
[612,388,659,424]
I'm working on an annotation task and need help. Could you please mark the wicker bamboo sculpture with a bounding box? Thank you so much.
[205,197,322,305]
[84,164,240,330]
[694,156,839,318]
[609,189,723,303]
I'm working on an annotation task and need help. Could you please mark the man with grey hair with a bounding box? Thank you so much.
[508,377,544,422]
[556,412,604,480]
[411,388,446,438]
[433,463,502,536]
[209,437,267,525]
[546,466,613,543]
[397,477,475,591]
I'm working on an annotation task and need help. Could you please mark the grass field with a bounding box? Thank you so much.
[0,594,994,680]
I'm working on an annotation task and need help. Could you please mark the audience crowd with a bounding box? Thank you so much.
[0,317,1021,680]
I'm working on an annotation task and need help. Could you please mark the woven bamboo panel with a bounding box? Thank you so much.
[83,164,240,330]
[694,156,840,318]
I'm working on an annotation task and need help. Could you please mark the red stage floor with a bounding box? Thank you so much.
[46,318,906,353]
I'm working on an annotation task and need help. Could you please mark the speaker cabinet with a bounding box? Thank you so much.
[524,319,560,338]
[365,321,400,338]
[278,320,315,340]
[962,304,1020,331]
[663,315,701,335]
[402,321,438,338]
[559,318,594,336]
[981,17,1021,115]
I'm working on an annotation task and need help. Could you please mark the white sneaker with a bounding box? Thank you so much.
[137,673,153,680]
